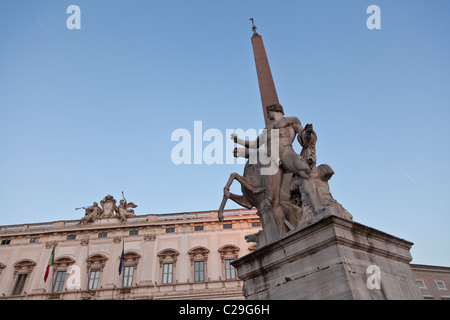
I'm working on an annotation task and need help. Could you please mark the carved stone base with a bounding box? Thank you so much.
[232,215,423,300]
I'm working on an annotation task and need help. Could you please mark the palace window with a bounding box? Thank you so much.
[194,225,204,231]
[88,268,100,290]
[225,259,236,280]
[129,230,139,236]
[223,224,232,229]
[120,251,141,287]
[218,245,239,280]
[30,237,40,243]
[162,263,173,284]
[53,270,67,292]
[194,261,204,282]
[11,259,36,296]
[86,254,108,290]
[98,232,108,238]
[1,239,11,245]
[189,246,210,283]
[11,273,28,296]
[122,266,134,287]
[157,249,179,285]
[52,256,76,293]
[436,280,447,290]
[416,280,426,289]
[66,235,76,240]
[165,227,175,233]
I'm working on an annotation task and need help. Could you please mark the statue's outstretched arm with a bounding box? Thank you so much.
[231,131,266,149]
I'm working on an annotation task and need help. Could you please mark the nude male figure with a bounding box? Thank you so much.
[232,104,324,235]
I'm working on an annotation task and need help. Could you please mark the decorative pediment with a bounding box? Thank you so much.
[218,244,240,260]
[86,254,108,271]
[13,259,36,276]
[53,256,76,269]
[157,249,179,266]
[188,246,210,261]
[121,251,141,268]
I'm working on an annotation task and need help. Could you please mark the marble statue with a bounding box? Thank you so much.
[81,202,103,223]
[219,103,352,247]
[115,194,138,221]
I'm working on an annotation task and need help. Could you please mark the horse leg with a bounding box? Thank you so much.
[218,172,256,221]
[227,192,254,209]
[219,173,243,221]
[231,173,264,194]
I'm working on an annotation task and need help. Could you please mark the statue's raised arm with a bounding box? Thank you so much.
[231,130,267,149]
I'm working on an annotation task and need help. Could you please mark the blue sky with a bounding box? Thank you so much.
[1,1,449,267]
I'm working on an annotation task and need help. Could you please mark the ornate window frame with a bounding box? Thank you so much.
[188,246,210,282]
[86,254,108,290]
[11,259,36,296]
[218,245,240,280]
[120,251,141,287]
[52,256,76,293]
[157,249,179,285]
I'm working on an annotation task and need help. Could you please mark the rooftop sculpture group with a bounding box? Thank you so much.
[79,193,137,223]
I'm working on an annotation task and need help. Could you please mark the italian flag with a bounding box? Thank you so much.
[44,246,55,282]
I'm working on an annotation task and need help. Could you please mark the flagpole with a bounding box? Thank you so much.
[123,234,126,301]
[123,235,125,301]
[86,235,89,290]
[43,244,56,293]
[118,235,125,276]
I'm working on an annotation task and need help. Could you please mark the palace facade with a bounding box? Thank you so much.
[0,208,260,300]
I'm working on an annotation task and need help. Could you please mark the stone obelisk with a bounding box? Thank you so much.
[250,18,295,222]
[250,19,278,127]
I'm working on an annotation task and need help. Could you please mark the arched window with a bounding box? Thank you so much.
[52,256,76,293]
[188,247,210,282]
[11,259,36,296]
[157,249,179,285]
[218,245,240,280]
[86,254,108,290]
[120,251,141,287]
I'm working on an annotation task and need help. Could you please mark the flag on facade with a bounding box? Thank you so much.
[44,245,55,282]
[118,240,124,276]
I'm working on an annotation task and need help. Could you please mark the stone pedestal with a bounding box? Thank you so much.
[232,215,423,300]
